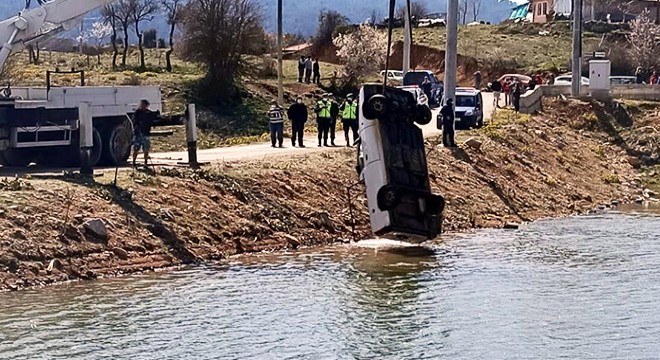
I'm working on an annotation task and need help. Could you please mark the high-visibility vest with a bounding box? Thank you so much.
[317,100,331,118]
[342,101,357,120]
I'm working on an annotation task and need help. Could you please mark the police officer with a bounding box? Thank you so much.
[315,93,332,147]
[339,94,358,147]
[329,93,340,146]
[441,99,456,147]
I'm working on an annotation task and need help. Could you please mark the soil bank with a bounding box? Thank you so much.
[0,98,658,291]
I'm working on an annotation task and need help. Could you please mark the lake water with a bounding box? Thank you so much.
[1,211,659,359]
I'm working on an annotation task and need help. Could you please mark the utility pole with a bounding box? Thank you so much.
[403,0,412,74]
[571,0,582,97]
[444,0,458,121]
[277,0,284,105]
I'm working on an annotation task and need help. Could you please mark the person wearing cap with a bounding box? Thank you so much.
[314,93,332,147]
[287,96,308,147]
[440,99,456,147]
[339,93,358,146]
[329,93,340,146]
[267,99,285,148]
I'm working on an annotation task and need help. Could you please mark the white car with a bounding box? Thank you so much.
[380,70,404,82]
[554,75,590,86]
[356,83,444,243]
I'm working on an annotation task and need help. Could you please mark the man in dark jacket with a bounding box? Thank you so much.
[328,94,340,146]
[132,99,157,167]
[441,99,456,148]
[287,96,308,147]
[313,59,321,84]
[512,80,523,113]
[490,78,502,108]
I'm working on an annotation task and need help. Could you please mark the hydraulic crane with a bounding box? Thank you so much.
[0,0,164,168]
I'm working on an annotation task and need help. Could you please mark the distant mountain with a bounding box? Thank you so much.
[257,0,517,36]
[0,0,515,42]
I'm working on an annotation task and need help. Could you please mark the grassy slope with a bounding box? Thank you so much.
[392,22,601,73]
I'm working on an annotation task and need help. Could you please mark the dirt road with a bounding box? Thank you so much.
[152,93,495,165]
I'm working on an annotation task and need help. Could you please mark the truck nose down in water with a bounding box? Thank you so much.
[356,84,445,243]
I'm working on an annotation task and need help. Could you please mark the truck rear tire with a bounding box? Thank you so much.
[101,121,132,166]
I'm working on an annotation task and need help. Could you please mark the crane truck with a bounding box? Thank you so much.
[0,0,165,167]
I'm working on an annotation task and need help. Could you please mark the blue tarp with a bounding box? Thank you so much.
[509,2,530,20]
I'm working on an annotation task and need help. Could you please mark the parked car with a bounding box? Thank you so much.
[380,70,404,82]
[498,74,532,87]
[437,87,484,129]
[610,76,636,85]
[403,70,444,107]
[554,75,590,86]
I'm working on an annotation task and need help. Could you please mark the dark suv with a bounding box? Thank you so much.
[403,70,444,107]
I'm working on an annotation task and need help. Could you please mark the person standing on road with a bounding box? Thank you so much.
[298,56,305,83]
[313,58,321,84]
[635,67,645,84]
[304,56,313,83]
[339,94,358,147]
[267,100,285,148]
[329,94,340,146]
[421,76,432,100]
[132,99,156,167]
[473,71,482,89]
[315,94,332,147]
[441,99,456,148]
[503,78,511,107]
[287,96,308,147]
[490,78,502,108]
[512,80,522,113]
[650,71,658,85]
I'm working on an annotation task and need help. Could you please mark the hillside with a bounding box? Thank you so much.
[0,0,516,39]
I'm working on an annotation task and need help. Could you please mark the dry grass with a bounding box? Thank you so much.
[392,23,601,72]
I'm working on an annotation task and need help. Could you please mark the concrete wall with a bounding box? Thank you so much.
[541,84,660,101]
[519,86,544,114]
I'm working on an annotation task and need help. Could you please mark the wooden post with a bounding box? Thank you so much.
[79,102,93,176]
[186,103,198,166]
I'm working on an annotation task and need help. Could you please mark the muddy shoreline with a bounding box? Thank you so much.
[1,99,658,292]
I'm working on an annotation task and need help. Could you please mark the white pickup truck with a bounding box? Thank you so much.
[356,84,444,243]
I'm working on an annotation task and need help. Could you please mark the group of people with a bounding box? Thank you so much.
[298,56,321,84]
[266,93,359,148]
[488,73,553,112]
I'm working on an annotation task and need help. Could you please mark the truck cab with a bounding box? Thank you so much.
[402,70,444,107]
[356,83,445,243]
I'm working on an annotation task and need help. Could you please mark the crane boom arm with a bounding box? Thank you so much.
[0,0,116,72]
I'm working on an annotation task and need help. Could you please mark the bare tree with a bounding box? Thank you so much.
[471,0,481,22]
[627,10,660,71]
[131,0,159,71]
[162,0,185,72]
[369,9,380,26]
[395,1,429,20]
[314,10,349,50]
[181,0,265,99]
[113,0,135,67]
[459,0,468,25]
[101,5,120,69]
